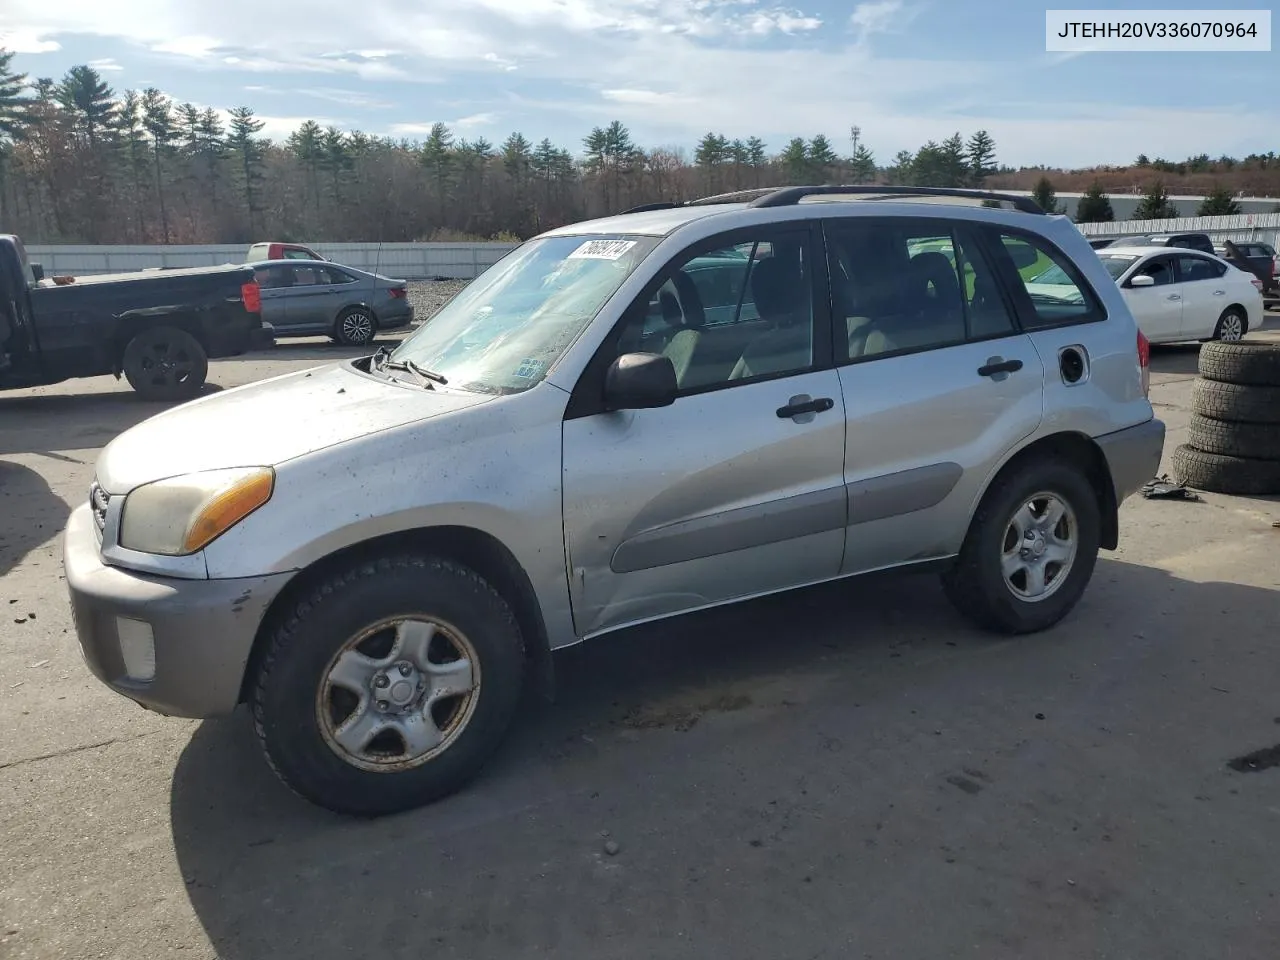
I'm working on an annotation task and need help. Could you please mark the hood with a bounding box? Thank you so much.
[95,361,491,493]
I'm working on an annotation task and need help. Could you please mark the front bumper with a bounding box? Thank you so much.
[62,503,292,718]
[1095,417,1166,505]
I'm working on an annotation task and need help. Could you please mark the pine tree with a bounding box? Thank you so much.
[1196,183,1241,216]
[848,129,876,183]
[779,137,809,184]
[745,136,767,186]
[1075,180,1114,222]
[1132,179,1178,220]
[227,106,266,235]
[287,120,324,217]
[0,48,31,225]
[141,87,176,242]
[419,122,454,224]
[939,133,969,187]
[1031,175,1065,214]
[966,130,997,183]
[582,120,637,212]
[55,65,116,148]
[808,134,838,182]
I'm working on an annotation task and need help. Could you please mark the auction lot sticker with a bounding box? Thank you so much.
[567,239,638,260]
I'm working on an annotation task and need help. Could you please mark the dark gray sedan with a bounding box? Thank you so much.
[250,260,414,345]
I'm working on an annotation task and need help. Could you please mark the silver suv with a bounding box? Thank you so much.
[63,186,1165,816]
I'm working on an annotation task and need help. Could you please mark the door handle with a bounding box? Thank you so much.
[1213,290,1225,296]
[1166,294,1181,301]
[977,357,1023,378]
[776,396,834,419]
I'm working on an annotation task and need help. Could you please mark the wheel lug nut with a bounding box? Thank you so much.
[376,700,389,712]
[374,675,389,688]
[398,662,412,676]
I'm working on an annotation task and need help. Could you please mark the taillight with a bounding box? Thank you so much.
[388,286,406,299]
[1136,328,1150,397]
[241,280,261,313]
[1250,276,1263,293]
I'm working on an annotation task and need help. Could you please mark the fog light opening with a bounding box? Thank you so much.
[116,617,156,682]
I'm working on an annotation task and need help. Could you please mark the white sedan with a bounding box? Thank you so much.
[1026,246,1264,344]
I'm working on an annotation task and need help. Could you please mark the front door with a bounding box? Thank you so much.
[823,217,1046,573]
[255,265,292,330]
[1123,254,1182,342]
[561,224,847,637]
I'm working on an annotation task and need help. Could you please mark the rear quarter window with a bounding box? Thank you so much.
[987,228,1107,330]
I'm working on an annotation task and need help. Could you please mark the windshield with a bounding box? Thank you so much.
[388,234,657,393]
[1097,255,1137,280]
[1027,264,1072,285]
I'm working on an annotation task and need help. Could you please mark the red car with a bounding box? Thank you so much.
[245,241,327,263]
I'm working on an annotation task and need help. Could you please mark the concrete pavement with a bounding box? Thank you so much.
[2,319,1278,960]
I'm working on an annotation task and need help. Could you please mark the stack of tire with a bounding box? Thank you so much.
[1172,341,1280,495]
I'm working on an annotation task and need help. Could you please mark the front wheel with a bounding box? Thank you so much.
[251,554,526,817]
[941,458,1101,635]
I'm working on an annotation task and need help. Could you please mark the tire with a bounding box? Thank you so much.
[1171,443,1280,496]
[1209,307,1247,343]
[941,457,1101,635]
[1187,415,1280,461]
[335,307,377,346]
[251,554,526,817]
[121,326,208,401]
[1198,340,1280,387]
[1191,379,1280,424]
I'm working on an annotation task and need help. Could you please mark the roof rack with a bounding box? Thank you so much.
[686,188,779,206]
[619,202,681,214]
[747,185,1046,214]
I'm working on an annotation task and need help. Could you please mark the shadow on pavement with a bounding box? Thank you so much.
[0,459,71,578]
[0,384,224,458]
[220,332,413,364]
[170,558,1280,959]
[1149,343,1202,378]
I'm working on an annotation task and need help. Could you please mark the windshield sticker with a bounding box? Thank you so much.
[513,357,545,379]
[567,239,637,261]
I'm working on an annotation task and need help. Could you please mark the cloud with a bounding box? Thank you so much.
[297,87,394,108]
[389,113,496,136]
[87,58,124,71]
[849,0,918,40]
[0,29,60,53]
[455,112,497,127]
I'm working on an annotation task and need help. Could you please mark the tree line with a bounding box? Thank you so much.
[0,52,1013,244]
[1030,174,1279,223]
[1,50,1273,245]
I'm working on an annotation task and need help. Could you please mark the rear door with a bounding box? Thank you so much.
[824,216,1045,574]
[1173,254,1230,339]
[279,263,334,330]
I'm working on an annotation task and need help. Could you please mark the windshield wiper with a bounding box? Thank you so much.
[371,347,448,387]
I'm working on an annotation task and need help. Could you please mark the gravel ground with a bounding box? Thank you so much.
[406,279,470,325]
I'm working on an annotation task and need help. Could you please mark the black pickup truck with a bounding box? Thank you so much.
[1217,239,1277,295]
[1,234,273,400]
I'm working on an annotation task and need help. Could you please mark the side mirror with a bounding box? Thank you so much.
[603,352,677,410]
[30,262,44,282]
[1128,274,1155,288]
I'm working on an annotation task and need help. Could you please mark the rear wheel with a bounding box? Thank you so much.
[1211,307,1247,343]
[251,554,526,817]
[335,307,377,346]
[121,326,208,401]
[942,457,1101,635]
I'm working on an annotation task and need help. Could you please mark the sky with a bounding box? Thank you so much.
[0,0,1274,168]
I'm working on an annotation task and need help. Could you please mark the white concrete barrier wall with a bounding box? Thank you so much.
[1074,212,1280,250]
[22,242,521,279]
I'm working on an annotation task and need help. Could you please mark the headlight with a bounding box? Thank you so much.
[118,467,274,556]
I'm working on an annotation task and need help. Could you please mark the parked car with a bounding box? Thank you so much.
[251,260,413,345]
[246,241,327,263]
[1087,246,1264,343]
[64,185,1165,816]
[1,233,272,401]
[1213,240,1277,294]
[1130,232,1217,255]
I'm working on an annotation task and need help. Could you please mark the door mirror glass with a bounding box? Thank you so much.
[1128,273,1156,287]
[603,352,677,410]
